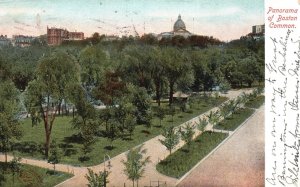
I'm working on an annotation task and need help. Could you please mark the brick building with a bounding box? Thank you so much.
[47,27,84,45]
[47,27,69,45]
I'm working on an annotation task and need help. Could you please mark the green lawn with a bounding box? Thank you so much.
[156,131,228,178]
[215,108,255,131]
[0,162,73,187]
[13,96,227,166]
[244,95,265,109]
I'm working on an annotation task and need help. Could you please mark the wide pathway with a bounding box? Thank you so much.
[177,105,265,187]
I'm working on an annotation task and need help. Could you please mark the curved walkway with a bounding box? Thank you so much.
[0,89,253,187]
[177,105,264,187]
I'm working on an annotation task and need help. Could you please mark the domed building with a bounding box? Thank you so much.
[158,14,192,40]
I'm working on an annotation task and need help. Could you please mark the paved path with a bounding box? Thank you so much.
[0,89,253,187]
[177,105,265,187]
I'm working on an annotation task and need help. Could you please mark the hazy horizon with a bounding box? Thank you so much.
[0,0,264,41]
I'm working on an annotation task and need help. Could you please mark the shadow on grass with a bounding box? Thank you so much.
[13,141,43,156]
[63,133,83,144]
[141,130,151,135]
[46,170,60,176]
[180,148,189,153]
[78,156,90,162]
[104,145,115,151]
[59,143,77,156]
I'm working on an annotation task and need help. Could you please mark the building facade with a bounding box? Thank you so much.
[47,27,69,45]
[252,24,265,34]
[0,35,11,47]
[68,32,84,40]
[158,15,192,40]
[12,35,35,47]
[47,27,84,45]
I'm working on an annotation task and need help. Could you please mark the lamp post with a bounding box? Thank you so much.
[103,154,112,187]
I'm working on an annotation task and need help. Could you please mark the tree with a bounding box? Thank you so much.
[161,47,191,106]
[179,122,195,147]
[79,46,108,100]
[79,119,98,162]
[197,117,208,132]
[85,168,109,187]
[206,110,220,132]
[48,140,61,172]
[149,47,166,106]
[122,145,150,187]
[219,78,231,94]
[159,126,180,155]
[0,81,22,163]
[122,45,153,90]
[168,106,176,123]
[155,107,165,127]
[220,101,233,120]
[127,85,152,127]
[25,51,80,158]
[9,156,22,185]
[93,71,125,106]
[68,84,98,161]
[239,55,260,87]
[106,119,120,149]
[124,114,136,140]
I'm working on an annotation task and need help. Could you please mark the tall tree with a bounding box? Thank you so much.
[79,46,108,100]
[68,84,98,161]
[122,45,152,89]
[122,145,150,187]
[0,81,22,163]
[25,51,80,158]
[161,47,191,106]
[127,85,152,127]
[149,47,166,106]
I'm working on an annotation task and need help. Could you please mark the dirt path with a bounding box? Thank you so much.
[0,89,253,187]
[177,105,265,187]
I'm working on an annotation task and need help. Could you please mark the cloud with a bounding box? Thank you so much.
[0,7,42,16]
[146,6,244,19]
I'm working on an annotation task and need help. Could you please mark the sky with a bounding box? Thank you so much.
[0,0,264,41]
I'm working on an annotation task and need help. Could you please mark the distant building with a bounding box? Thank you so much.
[68,32,84,40]
[0,35,11,47]
[102,35,119,41]
[12,35,35,47]
[245,24,265,40]
[252,24,265,34]
[47,27,84,45]
[158,15,192,40]
[47,27,69,45]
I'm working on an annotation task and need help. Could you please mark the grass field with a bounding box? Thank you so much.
[215,108,255,131]
[0,162,73,187]
[245,95,265,109]
[13,96,227,166]
[156,131,228,178]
